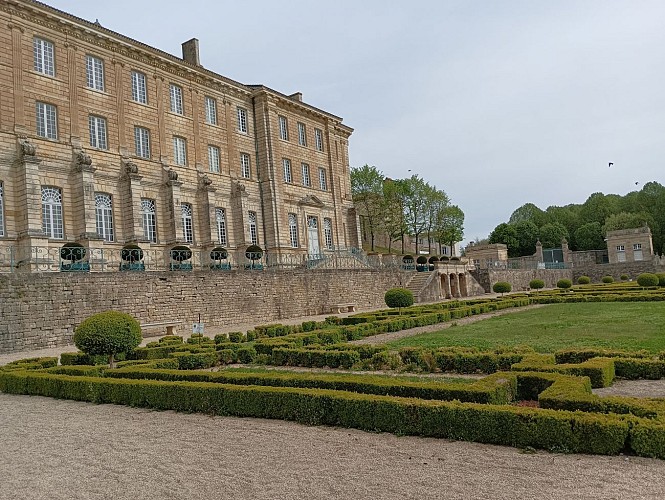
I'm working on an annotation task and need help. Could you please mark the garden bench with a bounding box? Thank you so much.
[140,320,179,337]
[329,303,356,314]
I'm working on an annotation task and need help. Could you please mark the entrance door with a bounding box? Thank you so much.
[307,216,320,258]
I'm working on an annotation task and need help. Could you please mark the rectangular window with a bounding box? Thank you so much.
[283,158,292,183]
[315,128,324,152]
[288,213,299,248]
[240,153,251,179]
[297,122,307,146]
[33,37,54,76]
[141,198,157,243]
[616,245,625,251]
[279,115,289,141]
[301,163,311,187]
[131,71,147,104]
[324,218,333,250]
[181,203,193,243]
[208,145,220,173]
[95,193,114,242]
[237,107,248,133]
[85,55,105,91]
[216,208,227,246]
[134,126,150,158]
[170,84,184,114]
[41,186,63,239]
[319,168,327,191]
[633,243,642,250]
[173,137,187,165]
[88,115,108,150]
[205,96,218,125]
[248,211,258,245]
[0,182,4,237]
[36,102,57,139]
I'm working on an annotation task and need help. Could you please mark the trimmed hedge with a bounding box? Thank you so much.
[0,370,635,457]
[271,348,360,369]
[511,355,615,388]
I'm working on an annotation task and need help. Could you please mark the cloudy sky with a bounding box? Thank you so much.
[47,0,665,243]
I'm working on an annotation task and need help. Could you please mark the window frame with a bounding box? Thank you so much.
[173,136,187,166]
[297,122,307,146]
[85,54,105,91]
[237,106,248,133]
[134,126,151,159]
[205,96,218,125]
[36,101,58,140]
[141,198,157,243]
[278,115,289,141]
[318,168,327,191]
[169,83,184,115]
[283,158,292,183]
[240,153,251,179]
[33,37,55,77]
[324,217,333,250]
[181,203,194,243]
[88,115,108,150]
[248,211,258,245]
[95,192,115,242]
[301,163,311,187]
[288,213,299,248]
[131,70,148,104]
[41,186,64,240]
[315,128,324,152]
[208,145,221,173]
[215,207,227,246]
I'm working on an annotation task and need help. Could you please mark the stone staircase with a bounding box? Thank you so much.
[405,271,433,302]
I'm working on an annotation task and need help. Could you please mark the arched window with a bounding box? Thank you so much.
[41,187,63,239]
[248,211,258,245]
[288,213,298,248]
[141,199,156,243]
[215,208,227,245]
[95,193,114,242]
[181,203,193,243]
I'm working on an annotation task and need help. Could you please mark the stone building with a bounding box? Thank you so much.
[0,0,360,271]
[606,226,654,264]
[464,242,508,269]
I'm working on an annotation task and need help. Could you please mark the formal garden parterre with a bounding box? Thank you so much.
[3,279,665,459]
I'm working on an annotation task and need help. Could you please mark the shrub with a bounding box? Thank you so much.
[637,273,659,288]
[657,273,665,287]
[492,282,512,295]
[416,255,428,264]
[620,274,629,281]
[228,331,244,343]
[602,276,614,284]
[237,346,257,364]
[577,276,591,285]
[171,351,218,370]
[74,311,142,367]
[529,279,545,291]
[384,288,414,313]
[557,279,572,290]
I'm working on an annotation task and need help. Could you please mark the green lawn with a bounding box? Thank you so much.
[387,302,665,353]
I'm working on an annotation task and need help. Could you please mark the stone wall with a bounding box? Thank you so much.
[0,269,405,354]
[572,261,665,283]
[479,269,573,292]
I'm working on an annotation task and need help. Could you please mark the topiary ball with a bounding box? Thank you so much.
[384,288,414,309]
[492,281,512,294]
[602,276,614,284]
[529,279,545,290]
[656,273,665,287]
[557,279,572,289]
[620,274,629,281]
[577,276,591,285]
[636,273,659,287]
[73,311,141,364]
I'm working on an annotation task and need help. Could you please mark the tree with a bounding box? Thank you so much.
[513,220,539,256]
[382,178,408,254]
[435,205,464,256]
[603,212,649,234]
[423,184,448,254]
[509,203,546,227]
[579,192,619,226]
[401,175,430,255]
[492,281,512,295]
[384,288,414,314]
[488,223,519,257]
[573,222,605,251]
[539,222,569,249]
[351,165,385,251]
[73,311,142,368]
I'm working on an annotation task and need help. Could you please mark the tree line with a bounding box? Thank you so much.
[486,181,665,258]
[351,165,464,255]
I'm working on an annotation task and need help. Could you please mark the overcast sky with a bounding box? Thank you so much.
[47,0,665,244]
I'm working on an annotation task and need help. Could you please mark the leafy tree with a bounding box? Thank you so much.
[73,311,142,368]
[424,184,449,254]
[545,205,581,247]
[513,220,539,256]
[435,205,464,256]
[401,175,430,255]
[351,165,385,251]
[603,212,649,234]
[539,222,569,249]
[382,178,408,254]
[492,281,512,295]
[489,223,519,257]
[579,192,619,226]
[509,203,547,227]
[573,222,605,250]
[384,288,414,314]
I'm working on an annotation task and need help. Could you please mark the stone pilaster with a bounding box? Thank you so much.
[9,23,25,133]
[69,149,99,241]
[197,174,216,247]
[66,43,79,139]
[230,180,249,247]
[121,159,144,242]
[164,167,183,244]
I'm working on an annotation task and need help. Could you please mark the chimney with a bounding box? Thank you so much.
[182,38,200,66]
[289,92,302,102]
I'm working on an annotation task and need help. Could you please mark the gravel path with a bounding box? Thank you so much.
[2,393,665,500]
[593,379,665,398]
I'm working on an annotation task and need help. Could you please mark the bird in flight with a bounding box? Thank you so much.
[608,162,614,167]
